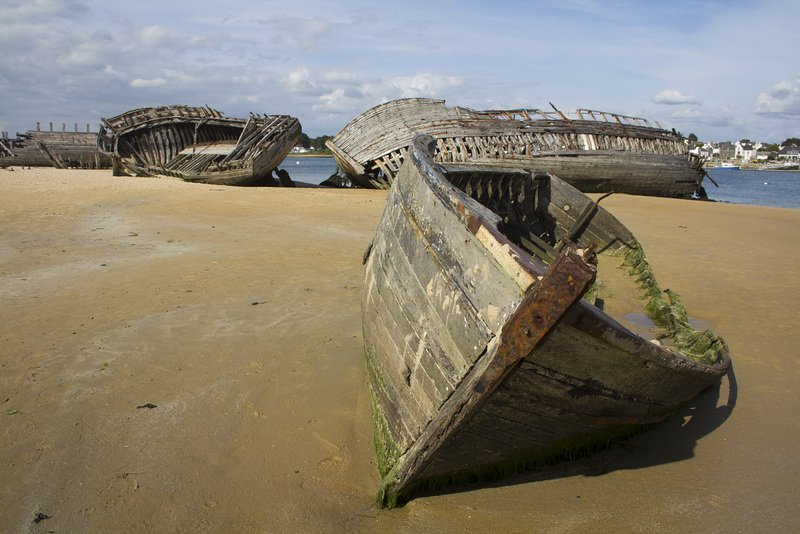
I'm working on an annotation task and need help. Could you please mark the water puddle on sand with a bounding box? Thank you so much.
[594,254,713,342]
[688,317,712,331]
[624,312,656,327]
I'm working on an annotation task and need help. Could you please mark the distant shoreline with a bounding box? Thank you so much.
[289,151,333,158]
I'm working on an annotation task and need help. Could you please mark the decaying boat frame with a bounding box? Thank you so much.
[0,124,110,169]
[98,105,301,186]
[328,98,709,198]
[363,135,730,506]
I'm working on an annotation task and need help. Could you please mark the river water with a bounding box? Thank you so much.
[705,168,800,210]
[278,157,800,210]
[277,156,338,185]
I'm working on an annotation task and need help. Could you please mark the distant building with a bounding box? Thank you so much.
[717,142,736,160]
[735,141,760,162]
[779,145,800,163]
[689,142,715,159]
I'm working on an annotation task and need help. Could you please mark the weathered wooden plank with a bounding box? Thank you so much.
[496,360,669,420]
[374,211,470,383]
[368,208,467,397]
[363,286,427,442]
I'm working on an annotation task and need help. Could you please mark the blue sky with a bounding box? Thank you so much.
[1,0,799,142]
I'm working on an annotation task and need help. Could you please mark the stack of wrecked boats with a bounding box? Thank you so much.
[327,98,709,198]
[361,135,730,506]
[98,105,301,186]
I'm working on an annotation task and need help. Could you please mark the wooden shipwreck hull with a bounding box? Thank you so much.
[98,105,301,186]
[0,127,111,169]
[363,135,730,506]
[327,98,708,198]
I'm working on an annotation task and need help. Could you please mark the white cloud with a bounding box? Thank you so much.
[3,1,800,141]
[0,0,89,25]
[669,104,734,127]
[258,16,332,52]
[653,90,703,106]
[391,73,464,99]
[130,78,167,88]
[755,75,800,117]
[284,66,325,95]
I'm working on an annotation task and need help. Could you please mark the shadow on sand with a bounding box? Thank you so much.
[409,363,738,502]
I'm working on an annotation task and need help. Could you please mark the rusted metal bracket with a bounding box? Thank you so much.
[474,245,597,394]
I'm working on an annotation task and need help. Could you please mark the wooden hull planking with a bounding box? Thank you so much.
[327,98,707,198]
[0,128,111,169]
[363,135,729,506]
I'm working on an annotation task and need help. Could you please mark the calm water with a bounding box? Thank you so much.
[705,168,800,210]
[277,156,338,185]
[276,157,800,210]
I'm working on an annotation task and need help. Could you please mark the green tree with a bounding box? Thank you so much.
[310,135,333,151]
[688,133,698,143]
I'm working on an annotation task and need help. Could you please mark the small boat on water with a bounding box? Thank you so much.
[98,105,302,186]
[713,162,740,169]
[363,134,730,506]
[327,98,709,198]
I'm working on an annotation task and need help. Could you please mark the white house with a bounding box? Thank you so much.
[734,141,762,162]
[779,146,800,163]
[689,142,715,159]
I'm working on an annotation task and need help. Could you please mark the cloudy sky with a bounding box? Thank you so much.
[2,0,799,142]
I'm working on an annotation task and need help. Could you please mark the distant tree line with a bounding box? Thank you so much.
[296,133,334,152]
[688,134,800,147]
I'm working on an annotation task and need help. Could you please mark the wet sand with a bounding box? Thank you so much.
[1,167,798,532]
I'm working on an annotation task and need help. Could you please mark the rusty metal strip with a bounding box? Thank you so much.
[473,246,597,394]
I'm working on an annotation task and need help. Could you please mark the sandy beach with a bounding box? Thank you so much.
[2,167,798,533]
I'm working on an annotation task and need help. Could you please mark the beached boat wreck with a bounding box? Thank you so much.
[327,98,710,198]
[363,135,730,506]
[98,105,302,186]
[1,124,111,169]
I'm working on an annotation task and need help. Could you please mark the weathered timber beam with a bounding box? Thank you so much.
[555,192,614,252]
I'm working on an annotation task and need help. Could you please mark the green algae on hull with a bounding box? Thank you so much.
[614,243,728,366]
